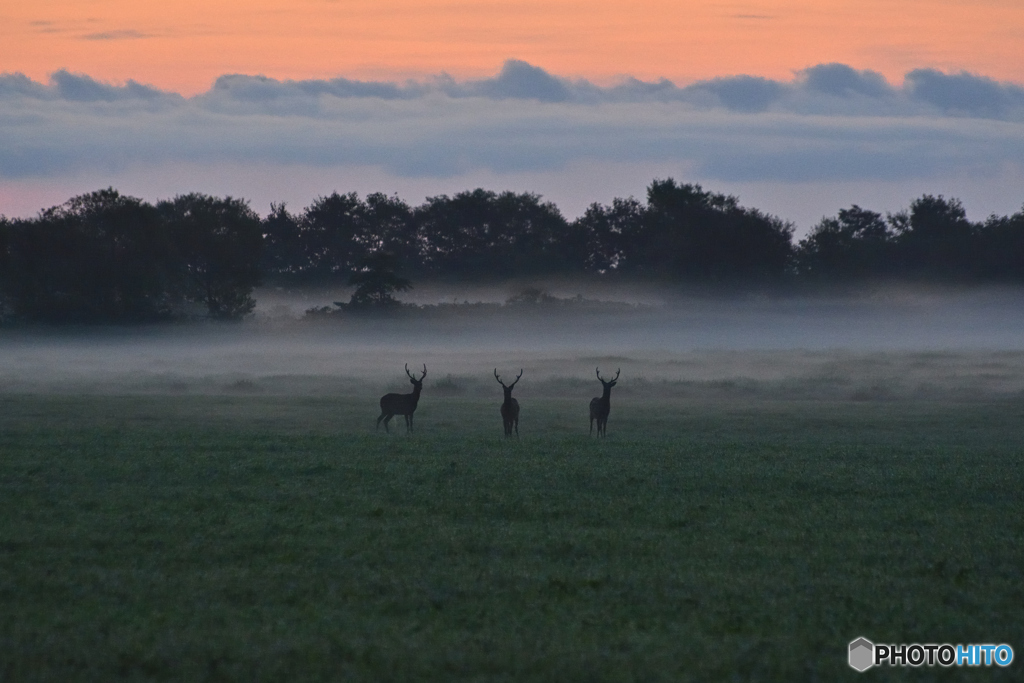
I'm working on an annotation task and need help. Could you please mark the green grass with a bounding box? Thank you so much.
[1,394,1022,681]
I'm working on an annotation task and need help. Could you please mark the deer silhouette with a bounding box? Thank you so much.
[589,367,620,437]
[494,368,522,437]
[377,364,427,433]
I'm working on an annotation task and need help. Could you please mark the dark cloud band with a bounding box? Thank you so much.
[0,61,1021,185]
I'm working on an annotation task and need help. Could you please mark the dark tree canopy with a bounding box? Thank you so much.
[574,198,644,274]
[796,206,897,281]
[346,251,412,309]
[975,208,1024,283]
[892,195,977,280]
[416,189,579,279]
[157,193,263,319]
[3,181,1024,327]
[294,192,416,282]
[260,202,304,278]
[622,179,794,283]
[1,189,173,323]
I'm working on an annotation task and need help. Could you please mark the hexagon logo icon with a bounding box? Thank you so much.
[849,637,874,671]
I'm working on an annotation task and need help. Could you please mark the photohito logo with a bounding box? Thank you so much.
[849,637,1014,671]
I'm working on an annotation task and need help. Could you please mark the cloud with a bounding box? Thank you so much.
[683,75,786,113]
[0,72,48,98]
[455,59,572,102]
[207,73,415,103]
[49,69,173,102]
[0,62,1021,197]
[29,59,1013,119]
[799,63,892,98]
[906,69,1024,118]
[81,29,152,41]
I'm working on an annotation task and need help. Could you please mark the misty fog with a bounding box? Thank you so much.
[5,286,1024,401]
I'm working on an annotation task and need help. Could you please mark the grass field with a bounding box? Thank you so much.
[1,392,1022,681]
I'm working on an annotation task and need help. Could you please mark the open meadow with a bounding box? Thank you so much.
[2,300,1024,680]
[2,389,1024,680]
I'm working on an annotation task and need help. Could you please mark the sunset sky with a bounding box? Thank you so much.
[1,0,1023,230]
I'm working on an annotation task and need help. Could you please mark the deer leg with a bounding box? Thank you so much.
[382,414,392,433]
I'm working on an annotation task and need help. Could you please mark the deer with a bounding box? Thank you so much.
[376,364,427,433]
[494,368,522,437]
[589,367,620,437]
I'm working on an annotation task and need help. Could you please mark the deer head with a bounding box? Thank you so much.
[406,363,427,388]
[596,367,620,389]
[494,368,522,398]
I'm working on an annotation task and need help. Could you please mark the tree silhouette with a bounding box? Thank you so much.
[296,192,416,283]
[415,189,577,278]
[795,205,896,282]
[573,197,644,273]
[631,179,794,283]
[977,208,1024,282]
[892,195,976,280]
[6,181,1024,330]
[346,251,411,308]
[2,189,174,322]
[158,193,263,319]
[0,215,13,320]
[260,202,305,281]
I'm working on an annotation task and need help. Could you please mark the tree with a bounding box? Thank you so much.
[260,202,305,281]
[363,192,418,273]
[0,216,12,319]
[573,197,645,274]
[976,208,1024,282]
[1,189,174,323]
[159,194,263,319]
[415,189,577,279]
[891,195,977,280]
[795,205,897,282]
[628,179,794,283]
[346,251,411,308]
[297,192,416,283]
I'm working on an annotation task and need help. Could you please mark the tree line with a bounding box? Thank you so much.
[1,179,1023,322]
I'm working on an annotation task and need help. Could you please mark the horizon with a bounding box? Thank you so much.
[2,1,1022,233]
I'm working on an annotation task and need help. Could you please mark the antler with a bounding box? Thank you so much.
[495,368,523,388]
[405,363,428,380]
[596,367,620,383]
[613,368,621,381]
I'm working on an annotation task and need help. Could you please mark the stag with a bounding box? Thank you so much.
[376,364,427,433]
[589,367,620,437]
[494,368,522,437]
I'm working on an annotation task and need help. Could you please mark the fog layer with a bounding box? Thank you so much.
[5,290,1024,399]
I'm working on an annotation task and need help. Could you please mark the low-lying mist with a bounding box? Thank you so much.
[5,286,1024,401]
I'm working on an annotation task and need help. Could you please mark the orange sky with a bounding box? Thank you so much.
[2,0,1022,94]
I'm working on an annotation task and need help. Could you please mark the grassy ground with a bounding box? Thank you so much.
[1,393,1022,681]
